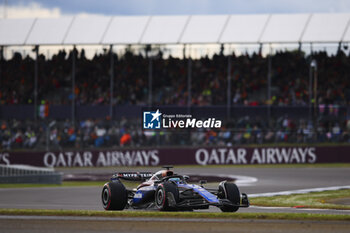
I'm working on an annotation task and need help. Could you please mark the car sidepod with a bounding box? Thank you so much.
[132,186,156,206]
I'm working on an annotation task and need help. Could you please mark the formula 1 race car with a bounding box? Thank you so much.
[101,166,249,212]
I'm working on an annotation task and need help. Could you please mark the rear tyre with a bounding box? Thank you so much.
[102,181,127,210]
[155,182,179,211]
[218,181,240,212]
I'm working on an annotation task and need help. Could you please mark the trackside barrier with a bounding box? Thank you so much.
[0,164,62,184]
[1,146,350,167]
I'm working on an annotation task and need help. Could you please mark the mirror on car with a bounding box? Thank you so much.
[199,180,207,186]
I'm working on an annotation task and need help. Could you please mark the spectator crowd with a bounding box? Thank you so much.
[1,115,350,151]
[1,48,350,150]
[1,48,350,106]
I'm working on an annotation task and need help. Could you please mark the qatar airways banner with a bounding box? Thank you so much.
[1,146,350,167]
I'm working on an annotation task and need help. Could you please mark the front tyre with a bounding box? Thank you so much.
[102,181,127,210]
[155,182,179,211]
[218,181,240,212]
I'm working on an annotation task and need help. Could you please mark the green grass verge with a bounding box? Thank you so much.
[251,189,350,210]
[0,209,349,221]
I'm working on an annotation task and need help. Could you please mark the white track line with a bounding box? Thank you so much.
[249,205,350,213]
[186,173,258,186]
[249,185,350,197]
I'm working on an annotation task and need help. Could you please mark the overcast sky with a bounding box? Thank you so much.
[1,0,350,18]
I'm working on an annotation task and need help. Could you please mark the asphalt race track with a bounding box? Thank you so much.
[0,166,349,232]
[0,166,349,212]
[59,166,350,194]
[1,215,350,233]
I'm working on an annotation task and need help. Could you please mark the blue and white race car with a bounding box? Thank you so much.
[102,166,249,212]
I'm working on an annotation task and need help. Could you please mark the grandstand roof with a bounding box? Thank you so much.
[260,14,310,43]
[26,17,73,45]
[0,18,36,45]
[220,14,269,44]
[141,15,189,44]
[1,13,350,46]
[180,15,228,44]
[102,16,149,44]
[302,13,350,43]
[64,16,111,45]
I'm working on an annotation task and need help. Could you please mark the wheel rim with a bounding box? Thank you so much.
[102,188,109,206]
[156,189,164,207]
[218,186,226,199]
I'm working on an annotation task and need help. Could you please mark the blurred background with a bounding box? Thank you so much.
[1,0,350,151]
[1,2,350,221]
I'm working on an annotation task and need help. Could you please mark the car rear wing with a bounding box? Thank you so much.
[112,172,154,181]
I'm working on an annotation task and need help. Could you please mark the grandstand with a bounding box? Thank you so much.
[1,13,350,150]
